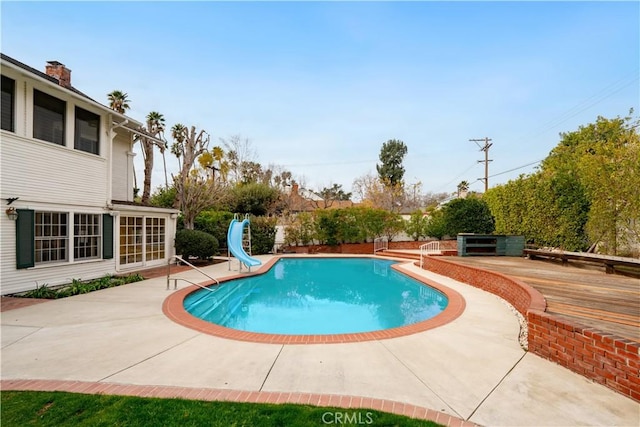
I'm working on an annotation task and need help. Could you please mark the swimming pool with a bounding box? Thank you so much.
[183,258,448,335]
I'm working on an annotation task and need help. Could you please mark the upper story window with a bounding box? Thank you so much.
[75,107,100,155]
[1,75,15,132]
[33,89,65,145]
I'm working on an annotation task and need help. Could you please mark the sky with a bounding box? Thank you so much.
[2,1,638,199]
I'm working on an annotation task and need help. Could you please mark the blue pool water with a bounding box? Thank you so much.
[184,258,448,335]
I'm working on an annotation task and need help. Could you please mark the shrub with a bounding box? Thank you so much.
[23,284,58,299]
[314,209,340,245]
[250,216,278,254]
[175,229,219,260]
[194,210,234,250]
[441,197,495,236]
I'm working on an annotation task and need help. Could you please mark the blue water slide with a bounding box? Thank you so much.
[227,219,262,268]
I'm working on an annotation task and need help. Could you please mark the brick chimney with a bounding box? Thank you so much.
[45,61,72,88]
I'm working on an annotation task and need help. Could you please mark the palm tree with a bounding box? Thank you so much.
[107,90,130,114]
[139,111,165,204]
[457,180,470,198]
[170,123,187,156]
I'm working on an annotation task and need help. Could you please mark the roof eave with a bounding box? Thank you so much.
[1,54,143,128]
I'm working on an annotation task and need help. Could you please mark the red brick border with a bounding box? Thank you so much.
[0,379,477,426]
[163,256,465,344]
[419,255,640,403]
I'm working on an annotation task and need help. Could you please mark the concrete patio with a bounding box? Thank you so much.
[1,256,638,426]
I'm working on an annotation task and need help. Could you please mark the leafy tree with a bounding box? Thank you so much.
[149,185,177,208]
[107,90,130,114]
[405,210,427,241]
[230,183,280,216]
[314,209,341,245]
[424,209,447,240]
[337,207,368,243]
[376,139,408,187]
[316,184,352,208]
[283,212,315,246]
[486,113,639,254]
[441,197,495,236]
[543,113,639,255]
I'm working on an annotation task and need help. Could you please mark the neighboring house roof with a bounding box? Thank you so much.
[286,184,355,212]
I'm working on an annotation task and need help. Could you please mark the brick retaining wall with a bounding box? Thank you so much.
[420,255,640,402]
[281,240,457,254]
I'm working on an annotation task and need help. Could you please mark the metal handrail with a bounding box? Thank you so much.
[373,237,388,253]
[419,241,441,268]
[166,255,219,290]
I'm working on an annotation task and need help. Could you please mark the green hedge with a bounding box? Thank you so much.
[250,216,278,255]
[284,207,404,246]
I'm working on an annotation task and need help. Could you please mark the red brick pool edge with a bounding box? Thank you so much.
[163,256,466,345]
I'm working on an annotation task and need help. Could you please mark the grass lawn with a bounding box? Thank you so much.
[1,391,443,427]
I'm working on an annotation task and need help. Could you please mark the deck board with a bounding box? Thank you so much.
[430,256,640,342]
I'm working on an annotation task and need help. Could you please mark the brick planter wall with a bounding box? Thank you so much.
[420,256,640,403]
[281,240,457,254]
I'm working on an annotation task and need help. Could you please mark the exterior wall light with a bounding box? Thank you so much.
[6,207,18,221]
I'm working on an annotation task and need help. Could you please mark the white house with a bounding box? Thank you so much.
[0,54,178,295]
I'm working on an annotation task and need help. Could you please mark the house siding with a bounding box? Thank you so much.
[1,54,178,295]
[2,132,108,207]
[0,201,117,295]
[111,132,133,202]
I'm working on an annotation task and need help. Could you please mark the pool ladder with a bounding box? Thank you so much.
[166,255,219,291]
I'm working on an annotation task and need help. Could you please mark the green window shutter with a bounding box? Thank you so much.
[16,209,35,269]
[103,214,114,259]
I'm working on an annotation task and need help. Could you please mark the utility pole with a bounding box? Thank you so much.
[469,137,492,193]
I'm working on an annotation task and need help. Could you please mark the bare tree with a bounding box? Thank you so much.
[175,173,228,229]
[170,124,211,220]
[219,134,257,184]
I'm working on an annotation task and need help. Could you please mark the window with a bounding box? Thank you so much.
[16,211,113,269]
[120,216,143,265]
[74,213,101,260]
[145,217,166,261]
[1,75,15,132]
[75,107,100,155]
[35,212,68,264]
[33,89,65,145]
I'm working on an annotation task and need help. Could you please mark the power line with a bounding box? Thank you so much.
[432,161,479,192]
[488,159,544,178]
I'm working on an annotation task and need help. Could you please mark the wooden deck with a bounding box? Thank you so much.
[446,256,640,342]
